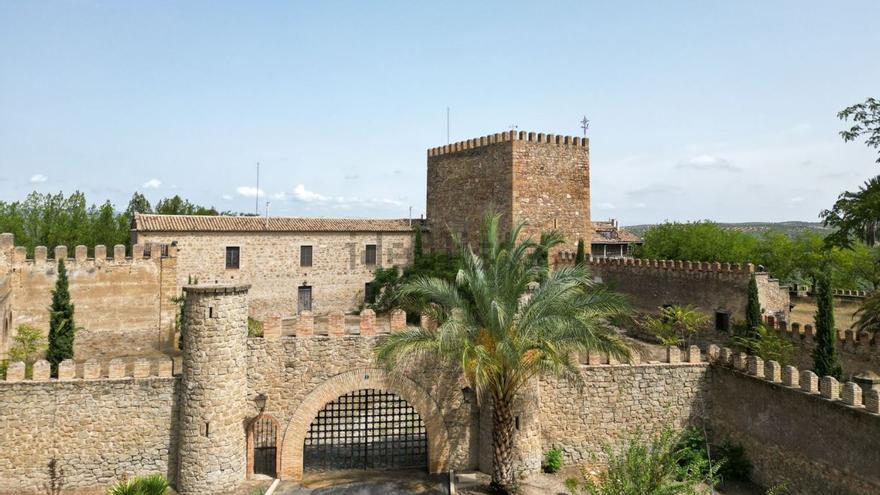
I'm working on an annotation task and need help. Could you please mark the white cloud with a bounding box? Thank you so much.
[236,186,265,198]
[143,178,162,189]
[597,202,616,210]
[293,184,329,202]
[30,174,47,183]
[676,154,740,172]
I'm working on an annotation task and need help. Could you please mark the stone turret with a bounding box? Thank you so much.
[177,284,250,495]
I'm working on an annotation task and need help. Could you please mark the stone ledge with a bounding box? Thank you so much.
[183,284,251,294]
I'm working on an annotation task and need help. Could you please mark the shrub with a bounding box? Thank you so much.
[570,429,717,495]
[543,447,563,473]
[640,305,709,347]
[107,474,168,495]
[247,317,264,337]
[731,325,794,366]
[8,324,46,377]
[673,426,751,484]
[0,360,7,380]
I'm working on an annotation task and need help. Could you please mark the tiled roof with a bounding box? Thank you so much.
[591,221,642,244]
[133,214,415,233]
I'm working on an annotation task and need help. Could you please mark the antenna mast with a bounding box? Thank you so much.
[255,162,260,215]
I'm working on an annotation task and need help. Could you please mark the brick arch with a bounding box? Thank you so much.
[279,368,451,480]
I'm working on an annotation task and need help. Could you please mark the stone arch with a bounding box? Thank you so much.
[279,368,451,480]
[246,413,281,479]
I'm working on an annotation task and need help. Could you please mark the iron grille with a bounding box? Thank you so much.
[253,417,277,477]
[303,388,428,472]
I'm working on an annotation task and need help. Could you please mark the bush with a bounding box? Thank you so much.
[639,305,709,347]
[107,474,168,495]
[570,429,717,495]
[674,427,751,484]
[543,447,563,473]
[731,325,794,366]
[247,317,264,337]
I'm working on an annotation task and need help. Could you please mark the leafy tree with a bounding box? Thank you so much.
[854,290,880,334]
[732,324,794,366]
[838,97,880,163]
[377,213,630,492]
[746,274,762,334]
[821,176,880,248]
[125,192,153,217]
[7,324,46,377]
[575,238,586,264]
[46,259,76,376]
[155,195,218,216]
[812,271,842,379]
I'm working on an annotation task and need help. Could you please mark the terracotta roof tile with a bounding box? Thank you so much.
[591,221,642,243]
[134,214,414,233]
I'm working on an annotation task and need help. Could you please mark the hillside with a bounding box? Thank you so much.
[625,221,833,239]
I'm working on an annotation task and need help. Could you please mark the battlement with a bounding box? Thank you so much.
[0,232,176,267]
[571,254,756,275]
[764,317,880,359]
[427,130,588,158]
[1,357,177,383]
[709,344,880,415]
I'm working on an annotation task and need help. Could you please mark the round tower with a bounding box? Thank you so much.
[177,284,250,495]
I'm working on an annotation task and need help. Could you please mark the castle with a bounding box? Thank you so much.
[1,131,878,495]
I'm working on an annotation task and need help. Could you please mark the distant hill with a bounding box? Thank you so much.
[624,221,833,239]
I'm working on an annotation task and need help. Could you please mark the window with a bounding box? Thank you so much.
[715,311,731,332]
[365,244,377,266]
[300,245,313,267]
[364,283,376,304]
[298,286,312,313]
[226,246,240,269]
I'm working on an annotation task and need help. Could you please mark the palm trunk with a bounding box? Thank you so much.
[491,397,516,492]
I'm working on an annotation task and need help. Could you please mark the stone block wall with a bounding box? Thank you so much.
[426,131,590,256]
[0,368,179,495]
[0,234,177,360]
[770,320,879,378]
[580,256,790,322]
[708,353,880,495]
[135,231,412,318]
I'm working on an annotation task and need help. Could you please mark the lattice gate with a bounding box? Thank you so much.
[252,416,277,477]
[303,388,428,471]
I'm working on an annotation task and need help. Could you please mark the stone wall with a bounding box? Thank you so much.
[771,320,879,378]
[536,360,710,468]
[135,231,412,318]
[0,234,177,360]
[426,131,590,255]
[581,256,790,322]
[708,353,880,495]
[0,365,179,495]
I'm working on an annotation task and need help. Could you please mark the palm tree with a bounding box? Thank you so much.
[376,214,631,492]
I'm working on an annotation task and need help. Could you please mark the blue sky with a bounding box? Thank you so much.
[1,1,878,224]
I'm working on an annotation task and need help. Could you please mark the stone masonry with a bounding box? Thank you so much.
[177,284,250,495]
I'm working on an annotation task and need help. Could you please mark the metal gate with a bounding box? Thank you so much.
[303,388,428,472]
[252,417,277,477]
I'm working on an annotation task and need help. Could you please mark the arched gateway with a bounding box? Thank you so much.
[279,368,451,480]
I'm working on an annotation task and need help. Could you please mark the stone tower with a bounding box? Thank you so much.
[177,284,250,495]
[426,131,590,257]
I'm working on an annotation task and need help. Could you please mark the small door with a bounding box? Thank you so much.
[298,285,312,313]
[252,417,277,477]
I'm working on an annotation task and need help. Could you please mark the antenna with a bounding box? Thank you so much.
[255,162,260,215]
[580,116,590,137]
[265,201,270,228]
[446,107,450,144]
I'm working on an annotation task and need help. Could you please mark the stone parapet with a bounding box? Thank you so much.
[1,358,179,382]
[428,130,588,158]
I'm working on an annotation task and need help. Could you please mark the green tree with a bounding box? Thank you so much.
[413,227,423,261]
[46,259,76,376]
[640,305,709,347]
[155,195,218,215]
[575,238,586,264]
[838,97,880,163]
[821,176,880,248]
[7,324,46,377]
[125,192,153,217]
[376,213,630,492]
[746,274,762,334]
[812,270,842,379]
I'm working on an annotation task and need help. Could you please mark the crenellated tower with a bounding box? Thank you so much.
[177,284,250,495]
[426,131,591,256]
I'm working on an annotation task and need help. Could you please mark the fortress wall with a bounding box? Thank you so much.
[576,256,790,321]
[708,351,880,495]
[0,235,177,360]
[0,359,179,495]
[135,231,412,318]
[769,319,879,379]
[246,333,480,471]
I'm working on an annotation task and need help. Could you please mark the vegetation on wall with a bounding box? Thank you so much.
[731,325,794,367]
[639,305,709,347]
[46,259,76,376]
[5,324,46,378]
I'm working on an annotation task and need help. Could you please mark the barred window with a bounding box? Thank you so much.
[365,244,377,266]
[225,246,240,269]
[300,245,313,267]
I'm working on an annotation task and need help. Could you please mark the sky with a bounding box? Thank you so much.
[1,1,878,225]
